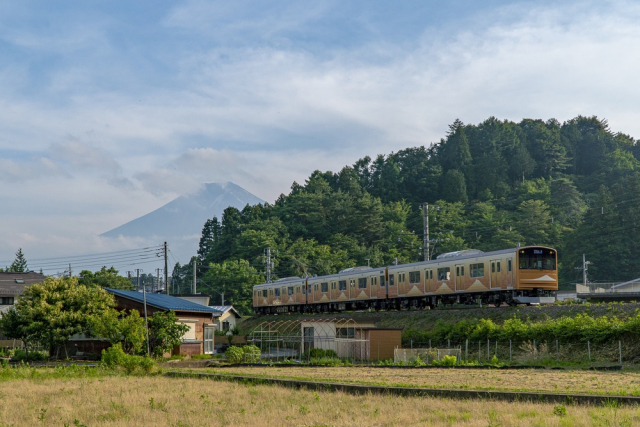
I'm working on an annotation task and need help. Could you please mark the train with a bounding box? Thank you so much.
[253,246,557,314]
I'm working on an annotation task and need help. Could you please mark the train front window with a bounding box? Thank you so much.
[519,248,556,270]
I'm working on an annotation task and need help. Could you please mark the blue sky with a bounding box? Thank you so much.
[1,0,639,266]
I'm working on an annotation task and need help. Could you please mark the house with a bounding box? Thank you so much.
[210,306,242,332]
[0,271,46,348]
[106,289,222,356]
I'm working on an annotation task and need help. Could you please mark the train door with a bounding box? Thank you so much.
[424,269,431,293]
[490,260,502,288]
[370,275,377,299]
[455,264,465,291]
[378,273,386,299]
[388,273,396,298]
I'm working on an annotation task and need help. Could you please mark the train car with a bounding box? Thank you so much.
[305,266,387,313]
[253,277,306,314]
[252,245,557,314]
[384,246,556,309]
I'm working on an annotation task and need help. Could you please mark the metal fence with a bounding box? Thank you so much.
[407,339,628,366]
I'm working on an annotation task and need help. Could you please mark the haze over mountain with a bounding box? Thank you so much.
[101,182,264,264]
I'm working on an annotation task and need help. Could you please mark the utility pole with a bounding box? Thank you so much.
[575,254,592,288]
[193,260,197,294]
[136,268,150,356]
[423,202,429,261]
[68,264,72,277]
[265,247,272,283]
[164,242,169,295]
[156,268,161,293]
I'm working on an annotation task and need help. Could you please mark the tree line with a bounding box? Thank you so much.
[167,115,640,312]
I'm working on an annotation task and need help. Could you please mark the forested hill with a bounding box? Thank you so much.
[172,115,640,313]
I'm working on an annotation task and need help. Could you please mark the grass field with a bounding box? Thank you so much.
[0,375,639,426]
[198,366,640,396]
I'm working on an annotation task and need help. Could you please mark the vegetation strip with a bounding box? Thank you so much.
[164,371,640,406]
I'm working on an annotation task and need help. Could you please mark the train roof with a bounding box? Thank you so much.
[387,245,555,271]
[254,277,306,289]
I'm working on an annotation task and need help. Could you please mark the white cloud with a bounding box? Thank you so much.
[2,0,640,264]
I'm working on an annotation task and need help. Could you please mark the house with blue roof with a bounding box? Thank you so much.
[106,289,223,357]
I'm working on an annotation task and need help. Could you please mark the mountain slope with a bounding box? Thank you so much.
[101,182,264,262]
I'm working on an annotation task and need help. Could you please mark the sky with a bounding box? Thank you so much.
[1,0,639,271]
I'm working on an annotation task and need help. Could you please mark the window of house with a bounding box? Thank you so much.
[438,267,451,281]
[0,297,14,305]
[180,321,197,340]
[470,263,485,278]
[321,282,328,293]
[339,280,347,291]
[409,271,421,284]
[358,278,367,289]
[222,321,230,330]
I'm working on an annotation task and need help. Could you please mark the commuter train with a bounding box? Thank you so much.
[253,246,557,314]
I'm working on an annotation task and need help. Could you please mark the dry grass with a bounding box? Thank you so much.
[200,366,640,396]
[0,376,639,426]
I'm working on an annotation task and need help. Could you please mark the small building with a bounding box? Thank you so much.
[210,306,242,332]
[300,319,401,361]
[106,289,222,356]
[0,271,46,348]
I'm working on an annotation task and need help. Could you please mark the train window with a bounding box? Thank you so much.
[288,286,294,296]
[491,263,495,273]
[389,274,395,286]
[430,270,433,280]
[461,266,465,276]
[508,260,512,272]
[456,267,460,276]
[437,267,451,281]
[470,263,484,278]
[372,277,377,285]
[350,279,355,287]
[321,282,328,293]
[380,275,385,286]
[262,290,267,297]
[275,288,280,297]
[358,278,367,289]
[409,271,420,284]
[339,280,347,291]
[497,262,501,272]
[331,281,336,290]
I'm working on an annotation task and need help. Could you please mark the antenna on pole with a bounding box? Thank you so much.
[265,247,272,283]
[423,202,429,261]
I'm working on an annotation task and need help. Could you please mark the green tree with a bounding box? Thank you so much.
[0,276,115,357]
[7,248,28,272]
[147,311,189,357]
[89,309,147,355]
[441,169,468,203]
[201,259,264,314]
[79,266,134,290]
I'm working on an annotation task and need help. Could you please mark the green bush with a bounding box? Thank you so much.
[101,343,156,375]
[432,355,457,367]
[12,350,48,362]
[304,348,338,359]
[225,346,243,364]
[242,345,261,363]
